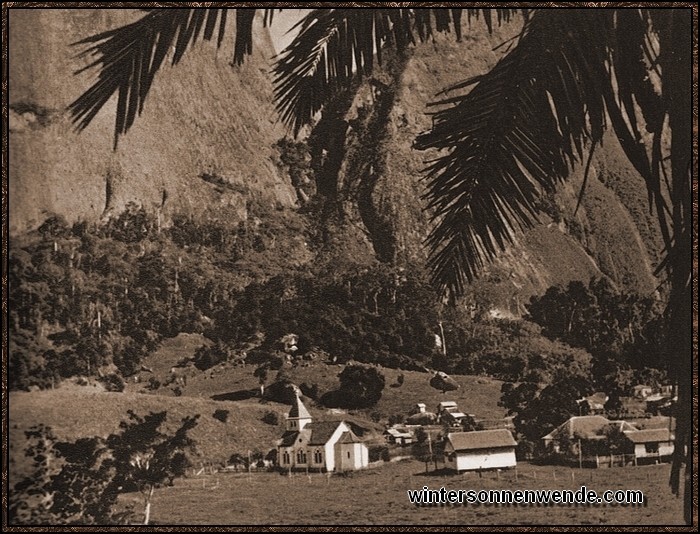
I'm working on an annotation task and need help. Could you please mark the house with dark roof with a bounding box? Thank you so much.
[623,428,674,464]
[277,395,368,472]
[443,429,517,472]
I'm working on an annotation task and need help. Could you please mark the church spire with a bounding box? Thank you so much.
[286,393,312,431]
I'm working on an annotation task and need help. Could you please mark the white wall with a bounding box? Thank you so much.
[454,448,516,471]
[634,442,674,458]
[324,422,349,472]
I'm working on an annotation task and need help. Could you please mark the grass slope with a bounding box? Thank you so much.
[134,335,507,421]
[136,459,683,525]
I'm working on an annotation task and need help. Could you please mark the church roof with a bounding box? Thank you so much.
[279,430,300,447]
[336,431,361,444]
[308,421,343,445]
[288,395,311,419]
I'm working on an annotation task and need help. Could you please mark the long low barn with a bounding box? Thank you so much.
[444,429,517,472]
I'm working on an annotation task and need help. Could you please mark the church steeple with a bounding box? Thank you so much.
[286,394,312,431]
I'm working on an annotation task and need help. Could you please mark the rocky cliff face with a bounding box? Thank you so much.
[9,9,296,234]
[333,18,661,307]
[9,9,662,309]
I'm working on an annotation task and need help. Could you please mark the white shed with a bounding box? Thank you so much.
[444,429,517,472]
[623,428,674,463]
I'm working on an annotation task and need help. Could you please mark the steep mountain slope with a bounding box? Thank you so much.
[9,9,296,234]
[338,19,660,307]
[9,9,662,307]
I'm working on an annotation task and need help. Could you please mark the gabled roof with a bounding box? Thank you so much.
[278,430,301,448]
[447,429,517,451]
[288,395,311,420]
[308,421,344,445]
[336,431,362,444]
[385,427,413,438]
[542,416,638,441]
[624,428,674,444]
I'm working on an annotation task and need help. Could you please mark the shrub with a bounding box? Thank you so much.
[262,411,280,426]
[213,409,230,423]
[368,445,390,463]
[97,373,125,392]
[193,343,231,371]
[336,364,385,409]
[299,382,319,400]
[145,377,161,391]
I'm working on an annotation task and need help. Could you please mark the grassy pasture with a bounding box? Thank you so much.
[131,459,683,526]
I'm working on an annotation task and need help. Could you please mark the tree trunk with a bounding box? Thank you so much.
[143,486,154,525]
[658,9,692,525]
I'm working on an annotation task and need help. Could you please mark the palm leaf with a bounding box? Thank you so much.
[416,11,610,296]
[68,8,275,147]
[416,9,674,298]
[272,8,519,137]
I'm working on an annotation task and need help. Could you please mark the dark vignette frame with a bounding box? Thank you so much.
[1,1,697,531]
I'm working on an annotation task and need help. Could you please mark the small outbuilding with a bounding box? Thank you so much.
[623,428,674,464]
[443,429,517,472]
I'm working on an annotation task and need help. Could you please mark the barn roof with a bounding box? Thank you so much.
[447,429,516,451]
[624,428,674,444]
[542,416,638,441]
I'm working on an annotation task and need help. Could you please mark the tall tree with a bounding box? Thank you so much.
[67,7,693,522]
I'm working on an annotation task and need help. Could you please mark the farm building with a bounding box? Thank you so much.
[277,395,368,472]
[541,415,639,467]
[645,393,677,415]
[384,426,414,446]
[632,384,653,399]
[623,428,674,464]
[436,401,470,428]
[443,429,517,472]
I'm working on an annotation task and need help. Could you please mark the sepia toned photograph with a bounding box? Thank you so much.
[4,4,696,528]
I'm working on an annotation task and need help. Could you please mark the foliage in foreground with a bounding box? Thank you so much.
[9,411,199,525]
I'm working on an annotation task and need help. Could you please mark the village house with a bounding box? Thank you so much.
[384,425,415,446]
[436,401,469,428]
[632,384,653,399]
[277,395,368,472]
[443,429,517,472]
[541,415,638,467]
[576,392,608,415]
[623,428,674,464]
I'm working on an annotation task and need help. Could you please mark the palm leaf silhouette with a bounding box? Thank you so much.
[415,9,676,298]
[68,8,275,148]
[272,8,519,137]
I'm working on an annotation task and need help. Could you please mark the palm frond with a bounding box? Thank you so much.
[416,11,611,296]
[68,8,274,147]
[272,8,520,137]
[416,9,675,298]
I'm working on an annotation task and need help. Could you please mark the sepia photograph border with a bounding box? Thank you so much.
[2,1,697,531]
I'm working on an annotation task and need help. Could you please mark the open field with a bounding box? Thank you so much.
[123,459,684,526]
[8,389,291,479]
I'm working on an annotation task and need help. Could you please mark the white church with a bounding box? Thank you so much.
[277,395,369,472]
